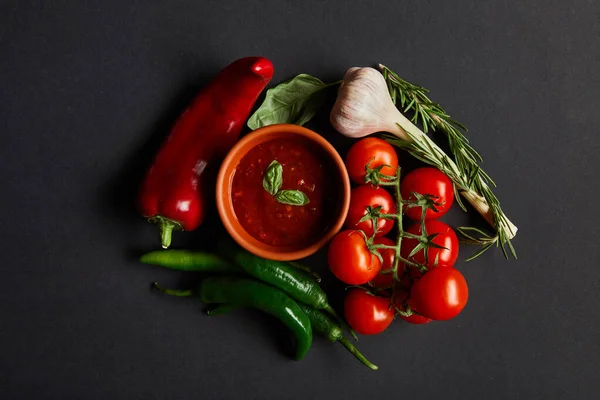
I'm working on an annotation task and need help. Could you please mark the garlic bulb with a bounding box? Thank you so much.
[331,67,408,139]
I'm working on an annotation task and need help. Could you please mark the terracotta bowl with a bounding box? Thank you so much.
[216,124,350,261]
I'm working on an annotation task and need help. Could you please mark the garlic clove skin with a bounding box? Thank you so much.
[330,67,405,139]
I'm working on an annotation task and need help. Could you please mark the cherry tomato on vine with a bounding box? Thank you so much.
[368,237,396,289]
[370,271,412,291]
[345,138,398,184]
[400,220,459,270]
[344,289,395,335]
[392,290,432,325]
[328,230,381,285]
[345,186,396,237]
[400,311,433,325]
[369,274,393,290]
[401,167,454,220]
[410,267,468,321]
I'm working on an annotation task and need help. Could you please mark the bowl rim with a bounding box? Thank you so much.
[216,123,350,261]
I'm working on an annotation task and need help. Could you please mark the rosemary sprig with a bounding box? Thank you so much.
[379,64,517,260]
[379,64,487,178]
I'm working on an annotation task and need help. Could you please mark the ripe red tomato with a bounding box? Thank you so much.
[328,230,381,285]
[400,220,459,269]
[370,271,412,291]
[344,289,395,335]
[345,138,399,184]
[410,267,468,321]
[369,274,393,289]
[400,311,432,325]
[368,237,396,289]
[345,186,396,237]
[401,167,454,220]
[392,291,432,325]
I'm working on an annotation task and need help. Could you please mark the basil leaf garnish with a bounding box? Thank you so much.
[262,160,283,195]
[275,190,310,206]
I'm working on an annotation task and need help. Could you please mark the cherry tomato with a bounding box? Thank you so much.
[344,289,395,335]
[345,186,396,237]
[370,270,412,291]
[328,230,381,285]
[400,311,432,325]
[400,220,459,269]
[401,167,454,220]
[345,138,399,185]
[392,291,432,325]
[410,267,468,321]
[368,237,396,289]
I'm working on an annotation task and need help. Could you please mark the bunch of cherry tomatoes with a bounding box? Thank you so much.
[327,137,469,335]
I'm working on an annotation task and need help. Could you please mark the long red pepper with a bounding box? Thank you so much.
[138,57,274,248]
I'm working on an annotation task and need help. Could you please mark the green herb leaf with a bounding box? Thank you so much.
[247,74,339,129]
[275,190,310,206]
[263,160,283,195]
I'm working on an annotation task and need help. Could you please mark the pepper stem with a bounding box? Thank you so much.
[338,337,378,370]
[206,304,238,316]
[152,282,194,297]
[324,305,358,341]
[148,216,183,249]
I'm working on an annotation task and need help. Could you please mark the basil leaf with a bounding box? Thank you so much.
[262,160,283,195]
[275,190,310,206]
[247,74,339,129]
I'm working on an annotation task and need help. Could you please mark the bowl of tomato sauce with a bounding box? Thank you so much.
[216,124,351,261]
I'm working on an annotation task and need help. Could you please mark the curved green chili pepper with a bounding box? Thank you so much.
[298,304,378,371]
[217,242,357,340]
[199,276,312,361]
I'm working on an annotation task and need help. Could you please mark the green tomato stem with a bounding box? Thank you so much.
[392,167,403,288]
[371,244,397,251]
[380,213,402,221]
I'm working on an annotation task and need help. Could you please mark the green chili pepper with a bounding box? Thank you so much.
[139,249,322,280]
[297,304,378,371]
[140,250,237,272]
[199,276,312,360]
[217,242,358,340]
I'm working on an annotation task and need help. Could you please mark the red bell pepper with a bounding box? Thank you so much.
[138,57,274,248]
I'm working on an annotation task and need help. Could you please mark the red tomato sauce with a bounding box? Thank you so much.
[232,136,339,247]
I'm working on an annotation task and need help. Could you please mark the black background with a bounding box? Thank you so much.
[1,1,599,399]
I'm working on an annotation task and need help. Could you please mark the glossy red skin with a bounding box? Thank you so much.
[345,185,396,237]
[401,312,433,325]
[392,291,432,325]
[369,274,394,289]
[344,289,395,335]
[400,220,459,269]
[410,267,468,321]
[370,268,413,291]
[328,230,381,285]
[401,167,454,220]
[345,138,398,184]
[139,57,274,231]
[231,137,337,247]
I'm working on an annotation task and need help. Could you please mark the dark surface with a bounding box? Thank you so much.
[1,1,599,399]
